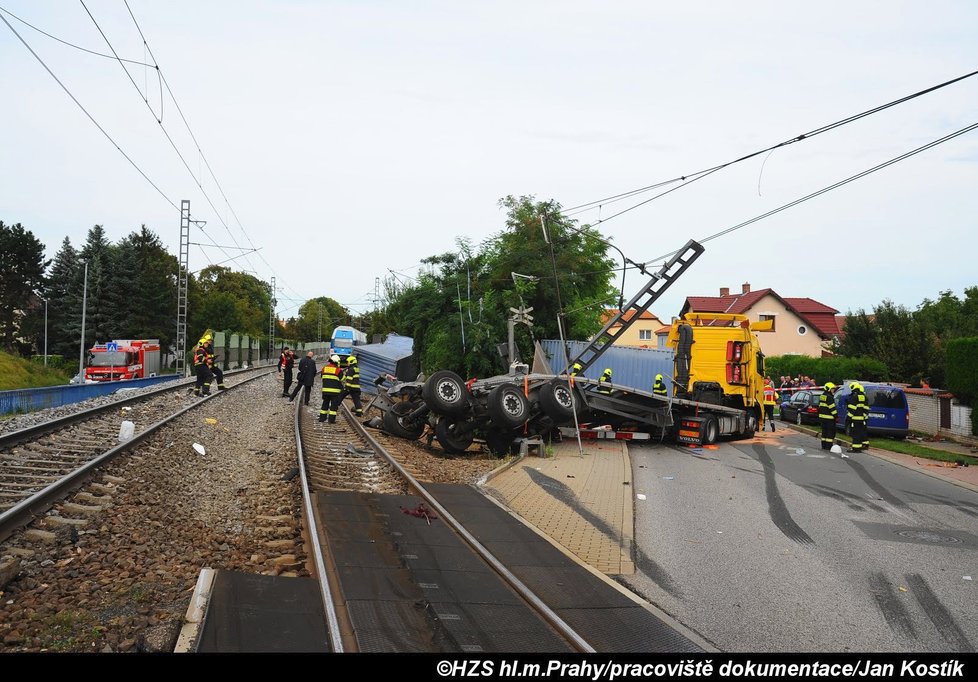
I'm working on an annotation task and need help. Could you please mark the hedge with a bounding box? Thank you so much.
[764,355,889,387]
[946,336,978,414]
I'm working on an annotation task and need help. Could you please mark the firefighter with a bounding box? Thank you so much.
[204,339,226,390]
[847,382,870,453]
[192,343,213,397]
[570,362,582,376]
[763,376,777,432]
[319,354,344,423]
[339,354,363,417]
[818,382,838,450]
[278,346,295,397]
[597,368,613,395]
[653,373,668,397]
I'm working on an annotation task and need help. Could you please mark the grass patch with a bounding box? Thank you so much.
[790,422,976,466]
[40,610,103,652]
[0,351,71,390]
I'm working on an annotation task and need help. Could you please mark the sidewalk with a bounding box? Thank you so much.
[486,440,635,575]
[783,423,978,493]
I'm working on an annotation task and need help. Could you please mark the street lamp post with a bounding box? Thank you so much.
[78,260,88,379]
[42,297,48,366]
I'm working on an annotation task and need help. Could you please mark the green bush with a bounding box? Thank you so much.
[945,338,978,436]
[764,355,889,387]
[946,338,978,407]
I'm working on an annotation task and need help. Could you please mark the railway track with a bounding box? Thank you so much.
[294,399,594,653]
[0,368,274,543]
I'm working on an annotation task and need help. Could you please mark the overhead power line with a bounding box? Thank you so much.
[0,4,155,67]
[1,11,179,211]
[564,67,978,225]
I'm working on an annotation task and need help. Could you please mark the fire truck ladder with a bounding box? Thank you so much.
[567,239,705,375]
[175,201,191,377]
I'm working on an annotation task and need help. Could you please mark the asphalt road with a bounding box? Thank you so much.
[625,427,978,652]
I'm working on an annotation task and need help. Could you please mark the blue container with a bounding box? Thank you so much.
[352,334,415,395]
[538,340,675,397]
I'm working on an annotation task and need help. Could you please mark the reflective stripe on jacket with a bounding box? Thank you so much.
[321,364,343,393]
[847,392,869,422]
[818,393,837,420]
[344,365,360,390]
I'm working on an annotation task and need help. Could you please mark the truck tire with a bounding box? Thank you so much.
[484,429,517,458]
[701,415,719,445]
[436,417,474,454]
[539,378,576,423]
[487,384,529,430]
[382,402,425,440]
[422,370,468,416]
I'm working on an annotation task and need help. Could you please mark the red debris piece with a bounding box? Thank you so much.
[401,503,438,524]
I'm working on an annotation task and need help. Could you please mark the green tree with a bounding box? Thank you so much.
[61,225,116,346]
[293,296,349,342]
[0,220,49,351]
[43,237,81,358]
[836,309,876,358]
[382,196,616,376]
[189,265,271,340]
[111,226,178,348]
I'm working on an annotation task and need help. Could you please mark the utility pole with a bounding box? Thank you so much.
[317,302,323,343]
[78,259,89,379]
[373,276,380,312]
[268,276,276,362]
[175,200,191,376]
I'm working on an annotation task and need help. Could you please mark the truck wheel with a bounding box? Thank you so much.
[422,370,468,416]
[701,416,719,445]
[484,429,517,458]
[539,378,576,423]
[487,384,529,430]
[382,402,425,440]
[436,417,474,454]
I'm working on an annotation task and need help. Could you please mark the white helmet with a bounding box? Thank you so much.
[330,354,340,364]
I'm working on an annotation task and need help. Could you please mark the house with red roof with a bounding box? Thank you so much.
[600,309,664,348]
[676,283,842,357]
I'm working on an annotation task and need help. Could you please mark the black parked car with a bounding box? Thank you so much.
[779,389,824,425]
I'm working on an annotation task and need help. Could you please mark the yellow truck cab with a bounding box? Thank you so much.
[666,312,771,435]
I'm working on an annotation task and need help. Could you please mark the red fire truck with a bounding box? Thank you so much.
[84,339,162,382]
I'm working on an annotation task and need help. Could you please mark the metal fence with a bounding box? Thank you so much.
[0,374,182,416]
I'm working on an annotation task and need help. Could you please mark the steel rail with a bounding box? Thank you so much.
[0,369,274,543]
[292,402,345,653]
[0,364,272,449]
[339,403,597,653]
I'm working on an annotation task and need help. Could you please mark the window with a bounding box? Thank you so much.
[759,314,776,331]
[797,325,807,336]
[639,329,652,340]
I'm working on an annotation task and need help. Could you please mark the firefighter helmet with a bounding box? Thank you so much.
[823,382,836,392]
[602,368,612,376]
[330,354,340,364]
[347,355,358,365]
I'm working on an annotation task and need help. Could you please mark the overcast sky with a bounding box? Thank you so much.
[2,1,976,328]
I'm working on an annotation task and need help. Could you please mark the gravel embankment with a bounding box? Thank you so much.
[0,373,302,653]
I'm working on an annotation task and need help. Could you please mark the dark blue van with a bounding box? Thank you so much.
[834,382,910,438]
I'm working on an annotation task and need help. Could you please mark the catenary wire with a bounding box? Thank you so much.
[1,12,178,211]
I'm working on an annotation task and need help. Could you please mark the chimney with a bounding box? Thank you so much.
[742,282,751,294]
[720,287,730,297]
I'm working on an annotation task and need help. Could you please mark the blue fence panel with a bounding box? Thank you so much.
[0,374,182,415]
[538,340,675,397]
